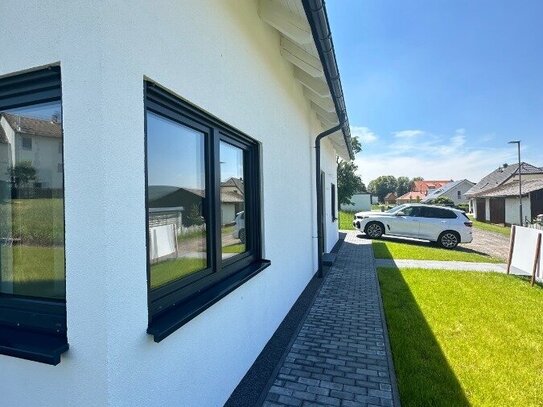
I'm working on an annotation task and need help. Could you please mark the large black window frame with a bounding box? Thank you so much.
[0,66,67,365]
[144,81,269,341]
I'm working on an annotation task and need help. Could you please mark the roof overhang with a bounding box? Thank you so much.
[259,0,354,160]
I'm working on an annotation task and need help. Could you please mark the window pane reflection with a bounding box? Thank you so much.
[220,141,246,260]
[146,112,207,288]
[0,102,65,299]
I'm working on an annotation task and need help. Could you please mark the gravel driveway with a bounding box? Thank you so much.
[460,227,510,261]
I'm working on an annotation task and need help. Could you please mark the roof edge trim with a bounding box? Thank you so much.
[302,0,354,160]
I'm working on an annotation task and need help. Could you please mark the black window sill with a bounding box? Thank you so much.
[0,325,68,365]
[148,259,271,342]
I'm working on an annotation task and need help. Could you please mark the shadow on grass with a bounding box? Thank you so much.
[357,232,495,259]
[378,266,470,406]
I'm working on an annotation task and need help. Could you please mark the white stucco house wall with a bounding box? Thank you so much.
[421,179,475,206]
[340,193,375,212]
[0,1,354,406]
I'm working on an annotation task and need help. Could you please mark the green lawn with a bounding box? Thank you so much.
[0,198,64,245]
[339,211,355,230]
[378,267,543,406]
[223,243,246,254]
[0,245,65,298]
[373,239,500,263]
[468,216,511,237]
[150,257,206,289]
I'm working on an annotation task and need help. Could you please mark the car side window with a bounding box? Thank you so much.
[422,207,457,219]
[403,206,422,217]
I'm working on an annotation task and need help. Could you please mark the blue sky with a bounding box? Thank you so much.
[327,0,543,184]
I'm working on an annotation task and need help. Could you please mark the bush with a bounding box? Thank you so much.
[456,203,469,212]
[432,197,455,207]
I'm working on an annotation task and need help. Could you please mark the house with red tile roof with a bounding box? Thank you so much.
[396,179,453,204]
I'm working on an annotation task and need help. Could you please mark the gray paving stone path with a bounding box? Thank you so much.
[262,232,400,407]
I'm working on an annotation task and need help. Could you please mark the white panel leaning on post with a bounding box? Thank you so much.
[507,225,543,286]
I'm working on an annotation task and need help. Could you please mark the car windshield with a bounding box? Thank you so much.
[385,204,408,214]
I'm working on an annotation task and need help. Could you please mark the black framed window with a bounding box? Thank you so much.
[0,66,67,365]
[144,81,269,341]
[331,183,336,222]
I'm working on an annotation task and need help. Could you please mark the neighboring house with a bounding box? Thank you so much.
[384,192,397,205]
[221,177,245,223]
[397,179,453,204]
[412,179,452,196]
[421,179,475,205]
[0,1,354,406]
[466,163,543,225]
[396,190,425,204]
[340,192,375,212]
[0,112,63,192]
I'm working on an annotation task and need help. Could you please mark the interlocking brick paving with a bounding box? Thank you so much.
[262,232,399,407]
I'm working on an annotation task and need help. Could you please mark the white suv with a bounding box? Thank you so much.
[352,204,473,249]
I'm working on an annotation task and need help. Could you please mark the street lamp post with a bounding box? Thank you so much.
[508,140,522,225]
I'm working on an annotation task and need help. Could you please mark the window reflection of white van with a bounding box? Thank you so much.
[233,211,245,243]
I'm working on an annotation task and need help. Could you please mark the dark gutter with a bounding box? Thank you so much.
[302,0,353,278]
[315,122,344,278]
[302,0,354,161]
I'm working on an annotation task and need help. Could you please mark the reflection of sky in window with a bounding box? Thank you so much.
[5,101,61,122]
[146,112,205,190]
[220,141,243,182]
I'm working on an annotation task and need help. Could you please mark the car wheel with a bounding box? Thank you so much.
[239,229,246,244]
[439,231,459,249]
[365,222,384,239]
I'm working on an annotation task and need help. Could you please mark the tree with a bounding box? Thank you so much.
[337,161,366,205]
[432,196,455,207]
[409,176,424,191]
[184,204,204,226]
[337,136,365,206]
[8,161,37,189]
[396,176,410,197]
[368,176,397,203]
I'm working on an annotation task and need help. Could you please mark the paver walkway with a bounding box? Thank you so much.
[262,232,399,407]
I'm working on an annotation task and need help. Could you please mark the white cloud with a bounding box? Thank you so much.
[393,129,424,138]
[350,126,378,144]
[354,128,517,184]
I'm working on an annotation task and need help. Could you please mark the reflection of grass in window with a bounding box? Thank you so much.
[0,245,64,298]
[221,225,235,234]
[222,243,245,254]
[150,257,206,289]
[1,199,64,246]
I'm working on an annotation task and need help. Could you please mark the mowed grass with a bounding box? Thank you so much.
[378,267,543,406]
[222,243,245,254]
[339,211,355,230]
[0,245,65,298]
[372,239,500,263]
[0,198,64,245]
[150,257,206,289]
[470,217,511,237]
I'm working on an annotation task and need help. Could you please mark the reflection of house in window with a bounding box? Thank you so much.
[0,112,63,191]
[22,137,32,150]
[221,177,244,224]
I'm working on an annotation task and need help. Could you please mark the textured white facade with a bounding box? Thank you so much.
[505,196,531,225]
[0,1,342,406]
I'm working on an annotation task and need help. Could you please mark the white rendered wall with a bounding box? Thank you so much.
[0,1,340,406]
[322,138,339,253]
[340,194,372,212]
[505,196,531,225]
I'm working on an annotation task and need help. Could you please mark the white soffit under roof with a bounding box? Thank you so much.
[258,0,350,160]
